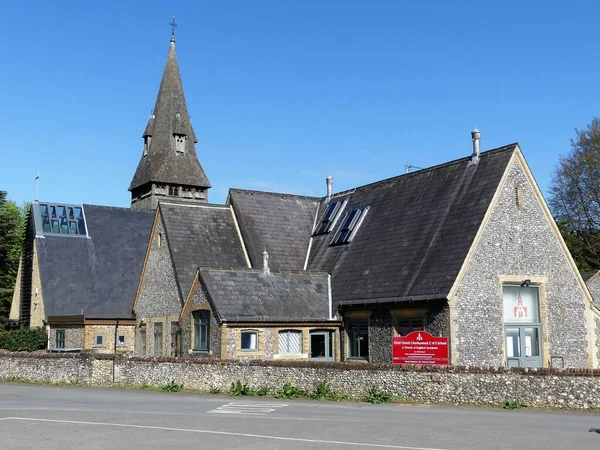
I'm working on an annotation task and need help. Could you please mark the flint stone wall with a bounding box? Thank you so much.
[2,353,600,409]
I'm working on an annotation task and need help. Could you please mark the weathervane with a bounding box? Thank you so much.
[35,171,40,201]
[170,16,177,42]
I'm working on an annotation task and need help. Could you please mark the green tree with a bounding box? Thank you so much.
[0,192,27,325]
[548,118,600,271]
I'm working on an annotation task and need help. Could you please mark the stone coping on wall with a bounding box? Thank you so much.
[1,352,598,377]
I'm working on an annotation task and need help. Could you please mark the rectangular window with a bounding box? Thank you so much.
[154,323,163,357]
[241,330,258,351]
[170,321,179,357]
[56,330,65,349]
[394,318,424,337]
[347,320,368,359]
[193,311,210,351]
[331,207,369,245]
[117,333,126,347]
[278,330,302,354]
[503,285,540,323]
[94,333,104,347]
[139,326,147,357]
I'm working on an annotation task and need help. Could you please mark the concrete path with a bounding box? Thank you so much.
[0,383,599,449]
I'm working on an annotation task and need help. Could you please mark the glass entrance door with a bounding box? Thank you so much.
[505,326,541,368]
[309,331,333,361]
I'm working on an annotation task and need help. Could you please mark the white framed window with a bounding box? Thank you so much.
[241,330,258,351]
[278,330,302,354]
[117,333,126,347]
[94,333,104,347]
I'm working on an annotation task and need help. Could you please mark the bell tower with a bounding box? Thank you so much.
[129,18,211,209]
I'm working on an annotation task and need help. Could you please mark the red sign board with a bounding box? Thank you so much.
[392,331,449,365]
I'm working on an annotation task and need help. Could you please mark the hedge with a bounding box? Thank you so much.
[0,327,47,351]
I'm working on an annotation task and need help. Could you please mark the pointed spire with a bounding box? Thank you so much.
[129,22,211,209]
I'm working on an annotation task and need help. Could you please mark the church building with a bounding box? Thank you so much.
[9,28,600,368]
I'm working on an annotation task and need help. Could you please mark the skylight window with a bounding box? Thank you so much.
[330,206,370,245]
[313,200,347,235]
[39,203,87,236]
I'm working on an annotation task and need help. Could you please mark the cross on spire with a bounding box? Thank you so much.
[170,16,177,42]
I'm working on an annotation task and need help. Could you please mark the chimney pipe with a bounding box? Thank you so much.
[262,250,270,275]
[326,176,333,201]
[471,127,481,163]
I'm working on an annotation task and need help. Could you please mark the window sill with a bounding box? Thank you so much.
[346,357,369,363]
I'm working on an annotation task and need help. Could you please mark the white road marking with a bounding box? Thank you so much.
[0,417,450,450]
[208,401,288,416]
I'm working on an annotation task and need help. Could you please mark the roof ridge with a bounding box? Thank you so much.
[197,266,329,276]
[82,204,153,213]
[327,143,518,200]
[229,188,320,201]
[160,201,231,209]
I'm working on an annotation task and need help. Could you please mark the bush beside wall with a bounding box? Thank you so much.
[0,327,46,351]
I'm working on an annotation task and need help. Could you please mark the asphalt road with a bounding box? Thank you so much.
[0,383,599,449]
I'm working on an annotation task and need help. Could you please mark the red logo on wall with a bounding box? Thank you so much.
[392,331,449,365]
[513,292,528,318]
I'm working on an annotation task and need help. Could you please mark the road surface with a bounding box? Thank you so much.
[0,383,599,449]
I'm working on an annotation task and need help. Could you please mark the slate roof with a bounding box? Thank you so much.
[228,189,319,270]
[198,268,333,322]
[159,202,249,299]
[306,145,517,308]
[36,204,154,318]
[129,40,210,191]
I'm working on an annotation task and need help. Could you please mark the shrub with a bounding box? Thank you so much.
[503,399,526,410]
[0,327,47,351]
[274,381,309,399]
[228,380,256,397]
[209,387,221,394]
[256,386,270,396]
[311,381,347,401]
[160,380,183,392]
[363,386,392,404]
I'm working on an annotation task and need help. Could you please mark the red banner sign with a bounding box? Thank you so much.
[392,331,449,365]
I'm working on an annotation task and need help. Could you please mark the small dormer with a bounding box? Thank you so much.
[142,114,155,157]
[143,136,152,157]
[175,133,186,154]
[173,112,187,154]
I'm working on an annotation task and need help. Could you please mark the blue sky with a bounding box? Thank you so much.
[2,1,599,207]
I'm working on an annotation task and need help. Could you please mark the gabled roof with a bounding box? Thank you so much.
[129,40,210,191]
[307,144,517,307]
[36,204,154,318]
[159,202,249,299]
[197,268,333,322]
[228,189,319,270]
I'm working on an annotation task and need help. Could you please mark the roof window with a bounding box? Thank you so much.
[330,206,369,245]
[313,200,347,235]
[39,203,87,236]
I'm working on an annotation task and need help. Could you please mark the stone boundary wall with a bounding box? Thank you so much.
[1,353,600,409]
